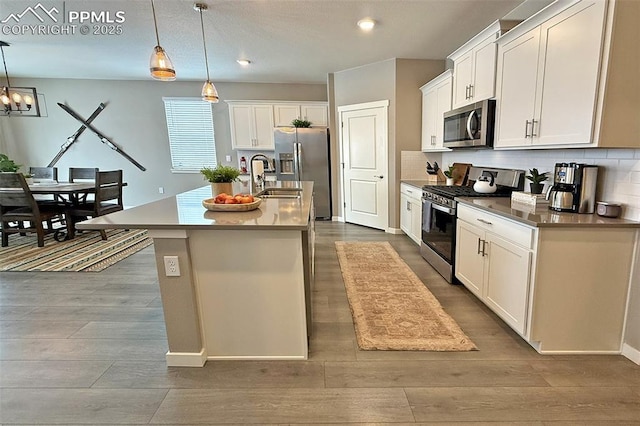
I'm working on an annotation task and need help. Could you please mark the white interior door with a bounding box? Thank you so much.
[339,101,388,231]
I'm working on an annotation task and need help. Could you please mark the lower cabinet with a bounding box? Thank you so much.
[456,216,531,335]
[456,202,635,353]
[400,183,422,245]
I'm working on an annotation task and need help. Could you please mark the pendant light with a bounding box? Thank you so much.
[149,0,176,81]
[194,3,219,103]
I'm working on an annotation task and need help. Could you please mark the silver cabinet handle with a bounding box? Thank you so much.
[477,238,482,255]
[531,119,538,137]
[465,85,470,100]
[406,189,413,194]
[525,120,531,138]
[407,201,411,211]
[469,84,473,99]
[374,175,384,179]
[483,240,488,257]
[476,218,493,225]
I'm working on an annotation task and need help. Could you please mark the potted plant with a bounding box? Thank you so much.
[0,153,21,173]
[526,168,549,194]
[291,118,312,128]
[200,164,241,195]
[443,164,456,186]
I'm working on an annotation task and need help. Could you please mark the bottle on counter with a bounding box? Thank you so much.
[240,156,247,173]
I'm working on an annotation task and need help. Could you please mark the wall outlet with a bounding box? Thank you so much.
[225,155,232,162]
[163,255,180,277]
[158,187,164,194]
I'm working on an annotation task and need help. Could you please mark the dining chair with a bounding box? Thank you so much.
[29,166,58,182]
[0,173,66,247]
[69,167,98,203]
[65,170,123,240]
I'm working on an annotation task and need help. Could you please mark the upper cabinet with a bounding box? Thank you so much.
[273,103,328,127]
[494,0,640,149]
[228,103,275,150]
[449,20,520,109]
[420,69,452,152]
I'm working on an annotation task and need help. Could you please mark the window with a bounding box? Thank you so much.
[163,97,217,172]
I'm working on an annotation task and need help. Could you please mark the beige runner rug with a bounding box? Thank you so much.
[335,241,476,351]
[0,229,152,272]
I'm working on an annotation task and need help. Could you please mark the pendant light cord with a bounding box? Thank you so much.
[0,44,11,87]
[199,7,211,81]
[151,0,161,46]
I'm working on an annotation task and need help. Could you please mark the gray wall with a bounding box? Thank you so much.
[332,58,444,227]
[0,78,327,205]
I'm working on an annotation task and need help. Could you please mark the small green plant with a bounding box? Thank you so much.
[525,168,549,184]
[0,153,21,172]
[200,165,241,183]
[443,164,456,179]
[291,118,312,128]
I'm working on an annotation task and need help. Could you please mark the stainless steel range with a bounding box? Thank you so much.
[420,166,525,283]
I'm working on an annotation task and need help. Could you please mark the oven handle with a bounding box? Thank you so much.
[425,200,455,215]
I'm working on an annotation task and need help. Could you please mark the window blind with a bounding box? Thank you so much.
[163,98,217,172]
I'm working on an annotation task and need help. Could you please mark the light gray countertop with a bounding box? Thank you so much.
[76,181,313,231]
[401,180,437,189]
[457,197,640,228]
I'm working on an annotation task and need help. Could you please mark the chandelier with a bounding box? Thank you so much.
[0,41,40,117]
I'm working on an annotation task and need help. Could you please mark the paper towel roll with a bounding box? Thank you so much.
[252,160,264,179]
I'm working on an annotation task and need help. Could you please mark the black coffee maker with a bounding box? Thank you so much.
[546,162,598,213]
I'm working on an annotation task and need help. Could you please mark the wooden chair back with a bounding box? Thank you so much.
[69,167,98,182]
[0,172,38,210]
[29,166,58,182]
[94,170,124,215]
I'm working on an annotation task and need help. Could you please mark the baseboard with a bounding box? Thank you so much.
[207,355,308,360]
[332,216,344,222]
[622,343,640,365]
[386,227,403,235]
[165,349,207,367]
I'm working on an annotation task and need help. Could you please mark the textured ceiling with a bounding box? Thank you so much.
[0,0,552,83]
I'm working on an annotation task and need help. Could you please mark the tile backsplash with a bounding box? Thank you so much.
[401,148,640,221]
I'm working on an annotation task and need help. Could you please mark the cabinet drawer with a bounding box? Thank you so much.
[400,183,421,201]
[457,204,534,249]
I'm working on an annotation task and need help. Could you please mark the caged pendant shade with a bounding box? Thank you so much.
[195,3,219,103]
[149,0,176,81]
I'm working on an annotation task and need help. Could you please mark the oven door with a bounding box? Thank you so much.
[421,198,455,264]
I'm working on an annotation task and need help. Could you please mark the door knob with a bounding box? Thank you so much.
[374,175,384,179]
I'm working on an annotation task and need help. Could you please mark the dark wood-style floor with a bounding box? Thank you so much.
[0,221,639,424]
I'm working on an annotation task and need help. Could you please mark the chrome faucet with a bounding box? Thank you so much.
[249,153,271,191]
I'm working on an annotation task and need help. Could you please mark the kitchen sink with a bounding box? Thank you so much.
[256,187,302,199]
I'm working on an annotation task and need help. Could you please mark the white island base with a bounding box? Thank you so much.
[151,228,309,366]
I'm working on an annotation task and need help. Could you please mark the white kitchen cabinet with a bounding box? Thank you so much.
[456,200,636,353]
[273,103,328,127]
[229,103,275,150]
[456,207,532,334]
[400,183,422,245]
[449,20,520,109]
[420,70,452,152]
[494,0,607,148]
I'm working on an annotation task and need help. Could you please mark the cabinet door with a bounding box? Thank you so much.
[229,105,255,149]
[400,193,412,236]
[534,0,606,146]
[274,104,300,127]
[434,79,452,149]
[471,34,499,103]
[455,220,485,298]
[452,51,473,109]
[494,27,540,148]
[252,105,275,149]
[409,198,422,245]
[301,105,328,127]
[484,233,531,335]
[421,87,437,151]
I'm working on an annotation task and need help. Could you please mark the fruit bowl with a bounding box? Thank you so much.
[202,197,262,212]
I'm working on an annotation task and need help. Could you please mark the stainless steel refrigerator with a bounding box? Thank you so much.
[274,127,331,219]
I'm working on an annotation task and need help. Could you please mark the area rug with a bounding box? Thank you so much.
[0,229,152,272]
[335,241,476,351]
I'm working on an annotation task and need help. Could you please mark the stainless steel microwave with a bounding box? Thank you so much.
[443,99,495,148]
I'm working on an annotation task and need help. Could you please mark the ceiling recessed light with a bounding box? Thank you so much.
[237,59,251,66]
[357,18,376,31]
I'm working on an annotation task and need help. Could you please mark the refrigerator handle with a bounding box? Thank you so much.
[294,142,302,180]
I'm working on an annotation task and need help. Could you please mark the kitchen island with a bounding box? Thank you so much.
[77,181,315,366]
